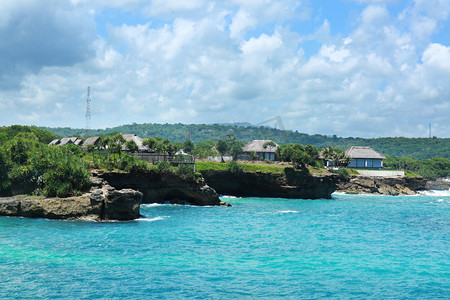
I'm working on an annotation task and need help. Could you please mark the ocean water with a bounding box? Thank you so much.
[1,194,449,299]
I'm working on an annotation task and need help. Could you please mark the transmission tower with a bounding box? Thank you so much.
[85,86,91,135]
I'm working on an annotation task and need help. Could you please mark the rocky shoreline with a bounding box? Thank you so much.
[0,168,436,221]
[0,188,142,221]
[0,169,228,221]
[336,175,427,195]
[200,169,340,199]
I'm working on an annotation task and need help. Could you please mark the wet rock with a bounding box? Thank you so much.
[103,189,142,221]
[337,176,427,195]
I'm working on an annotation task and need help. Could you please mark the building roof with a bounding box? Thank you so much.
[59,137,82,146]
[121,134,148,151]
[344,146,386,159]
[83,136,101,148]
[49,139,60,145]
[243,140,278,153]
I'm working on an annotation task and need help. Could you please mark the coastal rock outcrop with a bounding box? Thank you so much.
[337,176,427,195]
[0,187,142,221]
[426,179,450,191]
[200,169,339,199]
[96,171,225,206]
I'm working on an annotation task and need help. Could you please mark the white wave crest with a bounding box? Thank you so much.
[141,203,164,207]
[278,210,299,214]
[137,216,170,222]
[419,190,450,197]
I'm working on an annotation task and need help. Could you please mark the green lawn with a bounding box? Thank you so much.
[196,161,330,175]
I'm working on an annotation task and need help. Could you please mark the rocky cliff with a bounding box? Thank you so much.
[200,169,339,199]
[0,187,142,221]
[426,179,450,191]
[337,176,427,195]
[0,169,228,220]
[96,170,227,206]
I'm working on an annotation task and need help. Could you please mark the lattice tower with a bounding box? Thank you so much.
[85,86,91,135]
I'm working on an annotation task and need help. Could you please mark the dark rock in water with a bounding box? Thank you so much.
[337,176,427,195]
[200,169,339,199]
[98,171,224,206]
[103,189,142,220]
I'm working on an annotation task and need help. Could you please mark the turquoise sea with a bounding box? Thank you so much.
[1,193,449,299]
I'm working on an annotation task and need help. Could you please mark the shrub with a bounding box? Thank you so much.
[227,161,243,173]
[156,161,171,173]
[30,146,90,197]
[331,168,350,179]
[176,163,196,181]
[129,160,149,173]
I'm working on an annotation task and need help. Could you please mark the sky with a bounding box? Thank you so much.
[1,0,450,138]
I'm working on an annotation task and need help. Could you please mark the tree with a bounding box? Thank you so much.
[291,149,309,169]
[0,150,11,196]
[263,141,277,149]
[304,145,319,165]
[229,141,244,160]
[183,139,195,153]
[143,137,158,151]
[125,140,139,154]
[216,139,228,162]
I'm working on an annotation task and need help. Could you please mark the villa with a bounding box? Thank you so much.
[242,139,278,161]
[345,146,386,169]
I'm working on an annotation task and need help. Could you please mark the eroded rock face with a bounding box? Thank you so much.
[0,195,102,220]
[97,171,223,206]
[337,176,427,195]
[0,188,143,221]
[200,170,339,199]
[426,179,450,191]
[104,189,142,220]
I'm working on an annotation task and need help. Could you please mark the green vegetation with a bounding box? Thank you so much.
[41,123,450,159]
[330,168,350,179]
[276,144,321,169]
[197,161,290,174]
[0,132,90,197]
[1,124,448,200]
[384,156,450,180]
[1,125,58,144]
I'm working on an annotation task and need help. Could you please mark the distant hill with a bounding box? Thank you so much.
[40,123,450,160]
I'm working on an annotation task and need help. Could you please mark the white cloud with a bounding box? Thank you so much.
[422,43,450,71]
[0,0,449,137]
[229,9,256,39]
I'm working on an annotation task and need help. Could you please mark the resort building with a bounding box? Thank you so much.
[82,136,101,149]
[121,134,148,152]
[242,139,278,161]
[49,137,82,146]
[345,146,386,169]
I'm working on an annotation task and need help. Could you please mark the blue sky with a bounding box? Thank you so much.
[1,0,449,138]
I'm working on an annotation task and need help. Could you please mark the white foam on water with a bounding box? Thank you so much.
[141,203,164,207]
[278,210,299,214]
[419,189,450,197]
[137,216,170,222]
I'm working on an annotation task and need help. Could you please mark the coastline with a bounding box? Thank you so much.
[0,168,437,220]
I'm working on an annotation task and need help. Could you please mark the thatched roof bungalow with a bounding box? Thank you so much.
[345,146,386,169]
[50,137,82,146]
[48,139,60,146]
[82,136,101,149]
[243,139,278,161]
[121,134,148,152]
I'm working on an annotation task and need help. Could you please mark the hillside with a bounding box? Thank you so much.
[40,123,450,160]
